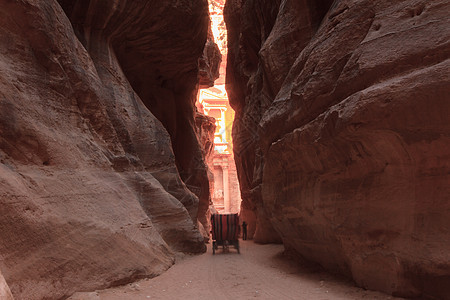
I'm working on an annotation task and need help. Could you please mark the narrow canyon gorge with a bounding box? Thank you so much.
[0,0,448,300]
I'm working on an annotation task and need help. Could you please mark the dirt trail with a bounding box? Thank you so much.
[69,241,403,300]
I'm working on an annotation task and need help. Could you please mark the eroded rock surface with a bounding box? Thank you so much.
[0,0,215,299]
[0,269,13,300]
[225,0,450,298]
[195,111,217,235]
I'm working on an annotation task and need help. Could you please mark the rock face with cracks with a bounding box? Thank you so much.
[0,0,217,299]
[225,0,450,298]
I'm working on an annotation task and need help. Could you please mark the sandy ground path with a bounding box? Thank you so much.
[70,241,403,300]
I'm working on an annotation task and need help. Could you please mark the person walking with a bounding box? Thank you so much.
[242,221,247,240]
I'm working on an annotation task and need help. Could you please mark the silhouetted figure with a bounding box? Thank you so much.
[242,221,247,240]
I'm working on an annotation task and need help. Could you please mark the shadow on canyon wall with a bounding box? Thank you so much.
[225,0,450,298]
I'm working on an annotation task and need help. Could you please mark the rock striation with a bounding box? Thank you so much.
[225,0,450,298]
[0,0,217,299]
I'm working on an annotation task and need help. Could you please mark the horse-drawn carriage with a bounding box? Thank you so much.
[211,213,240,254]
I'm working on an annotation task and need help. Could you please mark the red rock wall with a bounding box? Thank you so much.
[0,0,216,299]
[225,0,450,298]
[195,112,217,234]
[196,24,222,233]
[60,0,219,233]
[0,269,13,300]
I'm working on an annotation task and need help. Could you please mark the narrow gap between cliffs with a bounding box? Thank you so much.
[197,0,242,217]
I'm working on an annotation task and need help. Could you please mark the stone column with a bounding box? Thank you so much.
[222,164,230,213]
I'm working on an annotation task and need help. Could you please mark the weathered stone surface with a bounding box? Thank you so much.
[195,111,217,235]
[195,29,221,233]
[224,0,284,242]
[0,269,13,300]
[226,0,450,298]
[199,32,222,89]
[0,0,213,299]
[59,0,215,231]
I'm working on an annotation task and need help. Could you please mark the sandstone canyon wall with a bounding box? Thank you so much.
[0,269,13,300]
[0,0,218,299]
[225,0,450,298]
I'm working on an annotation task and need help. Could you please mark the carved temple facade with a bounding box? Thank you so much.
[197,86,241,214]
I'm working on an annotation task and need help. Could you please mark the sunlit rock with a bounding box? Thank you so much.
[0,270,13,300]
